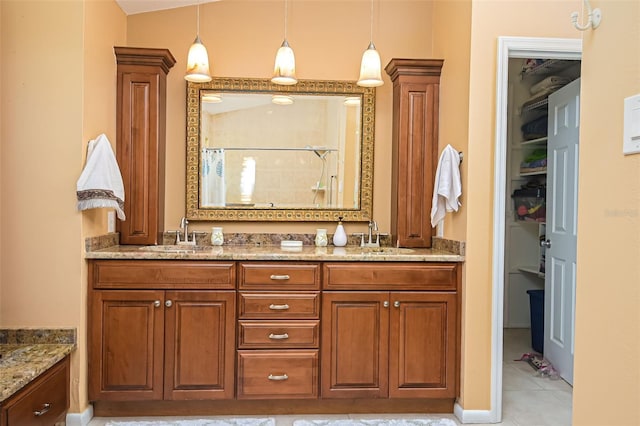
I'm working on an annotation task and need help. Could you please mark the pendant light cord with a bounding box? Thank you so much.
[369,0,374,43]
[284,0,288,40]
[196,1,200,37]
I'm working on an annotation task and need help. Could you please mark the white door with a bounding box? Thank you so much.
[544,78,580,385]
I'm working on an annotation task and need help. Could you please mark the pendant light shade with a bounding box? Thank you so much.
[357,0,383,87]
[357,42,383,87]
[272,39,297,85]
[272,0,297,85]
[185,36,212,82]
[184,3,212,83]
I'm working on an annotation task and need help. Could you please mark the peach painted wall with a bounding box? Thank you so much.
[461,0,582,410]
[126,0,435,237]
[0,0,125,414]
[572,1,640,424]
[80,0,127,413]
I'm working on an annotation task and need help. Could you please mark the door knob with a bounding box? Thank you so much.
[154,300,161,308]
[394,301,400,308]
[383,301,389,308]
[165,300,173,308]
[541,239,551,248]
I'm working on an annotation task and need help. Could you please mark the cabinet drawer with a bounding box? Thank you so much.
[323,262,459,291]
[239,292,320,319]
[238,320,320,349]
[237,350,318,399]
[239,263,320,290]
[90,260,235,289]
[6,357,69,426]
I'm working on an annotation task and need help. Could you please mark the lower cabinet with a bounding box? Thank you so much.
[321,291,457,399]
[89,288,236,401]
[88,259,460,410]
[0,356,70,426]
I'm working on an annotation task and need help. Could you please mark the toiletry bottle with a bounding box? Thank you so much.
[211,227,224,246]
[315,229,328,247]
[333,217,347,247]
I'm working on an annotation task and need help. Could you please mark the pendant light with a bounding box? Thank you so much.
[184,1,212,83]
[357,0,383,87]
[271,0,297,85]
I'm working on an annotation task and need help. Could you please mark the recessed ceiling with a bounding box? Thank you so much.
[115,0,220,16]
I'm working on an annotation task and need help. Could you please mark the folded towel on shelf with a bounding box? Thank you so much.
[530,75,571,95]
[430,144,462,228]
[76,133,126,220]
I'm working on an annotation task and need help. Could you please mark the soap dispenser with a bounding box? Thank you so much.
[333,217,347,247]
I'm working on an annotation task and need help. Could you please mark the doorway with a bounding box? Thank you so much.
[490,37,581,423]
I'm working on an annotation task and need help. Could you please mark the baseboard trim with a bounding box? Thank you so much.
[454,402,498,424]
[66,405,94,426]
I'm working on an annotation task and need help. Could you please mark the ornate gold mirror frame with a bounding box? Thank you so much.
[185,77,375,222]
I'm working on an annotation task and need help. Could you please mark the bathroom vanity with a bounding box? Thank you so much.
[86,244,463,416]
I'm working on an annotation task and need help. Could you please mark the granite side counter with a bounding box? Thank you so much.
[0,328,76,402]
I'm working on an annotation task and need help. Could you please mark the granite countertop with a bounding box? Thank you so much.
[0,329,76,403]
[85,244,464,262]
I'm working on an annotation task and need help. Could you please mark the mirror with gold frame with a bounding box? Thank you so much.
[185,77,375,221]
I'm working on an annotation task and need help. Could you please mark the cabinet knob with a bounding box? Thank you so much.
[541,239,551,248]
[154,300,161,308]
[165,300,173,308]
[383,301,389,308]
[394,301,400,308]
[33,403,51,417]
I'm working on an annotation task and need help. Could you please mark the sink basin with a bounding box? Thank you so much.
[360,247,415,254]
[138,245,213,253]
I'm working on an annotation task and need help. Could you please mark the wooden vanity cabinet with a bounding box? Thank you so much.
[0,356,70,426]
[114,47,175,245]
[237,262,320,399]
[321,262,459,399]
[88,260,236,401]
[385,59,444,248]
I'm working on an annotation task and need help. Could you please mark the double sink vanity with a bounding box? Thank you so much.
[95,49,460,416]
[86,236,464,416]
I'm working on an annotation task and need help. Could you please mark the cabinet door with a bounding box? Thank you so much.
[164,291,236,400]
[321,292,389,398]
[89,290,165,401]
[389,292,457,398]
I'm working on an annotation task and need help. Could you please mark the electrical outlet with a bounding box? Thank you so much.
[623,94,640,155]
[107,210,116,233]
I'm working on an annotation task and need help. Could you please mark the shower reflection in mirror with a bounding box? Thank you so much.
[199,92,361,209]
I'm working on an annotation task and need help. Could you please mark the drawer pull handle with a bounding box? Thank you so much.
[268,332,289,340]
[34,403,51,417]
[270,274,291,280]
[269,304,290,310]
[268,373,289,381]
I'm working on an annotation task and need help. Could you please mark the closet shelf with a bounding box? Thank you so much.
[521,59,576,79]
[519,168,547,176]
[518,266,545,278]
[521,137,548,146]
[520,97,549,114]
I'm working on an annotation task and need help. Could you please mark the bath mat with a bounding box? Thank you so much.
[106,418,275,426]
[293,419,457,426]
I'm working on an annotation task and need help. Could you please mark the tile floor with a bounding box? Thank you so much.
[88,328,572,426]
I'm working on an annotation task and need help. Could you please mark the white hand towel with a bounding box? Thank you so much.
[430,144,462,228]
[76,134,126,220]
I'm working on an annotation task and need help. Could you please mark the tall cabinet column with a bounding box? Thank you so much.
[385,59,443,248]
[115,47,176,245]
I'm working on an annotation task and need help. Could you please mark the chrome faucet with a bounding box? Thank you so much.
[365,220,380,247]
[176,217,196,245]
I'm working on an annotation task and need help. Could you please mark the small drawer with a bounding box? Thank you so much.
[6,357,69,426]
[237,350,318,399]
[91,260,236,289]
[239,263,320,290]
[238,320,320,349]
[323,262,459,291]
[239,292,320,319]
